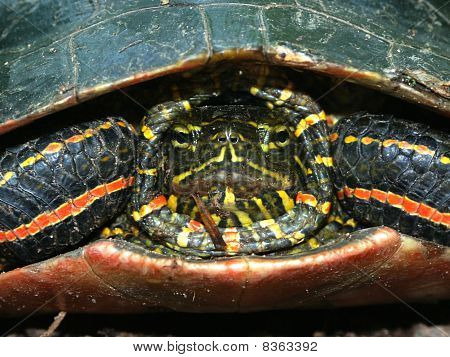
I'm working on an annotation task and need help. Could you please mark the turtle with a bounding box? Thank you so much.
[0,0,449,316]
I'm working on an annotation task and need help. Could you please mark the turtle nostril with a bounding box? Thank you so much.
[229,135,239,144]
[217,135,227,143]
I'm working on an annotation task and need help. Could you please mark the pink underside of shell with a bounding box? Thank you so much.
[0,227,448,315]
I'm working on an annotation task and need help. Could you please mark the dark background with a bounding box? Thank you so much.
[2,302,449,337]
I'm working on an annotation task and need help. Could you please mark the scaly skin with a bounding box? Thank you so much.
[0,66,448,270]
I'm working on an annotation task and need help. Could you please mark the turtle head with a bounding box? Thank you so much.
[161,105,300,227]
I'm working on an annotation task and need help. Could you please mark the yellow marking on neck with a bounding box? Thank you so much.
[252,198,272,220]
[291,231,305,241]
[260,142,279,152]
[279,88,293,101]
[167,195,178,212]
[319,201,332,214]
[247,121,258,128]
[277,190,294,213]
[224,186,236,207]
[183,101,192,111]
[177,228,192,247]
[132,211,141,222]
[294,112,325,137]
[315,155,333,167]
[137,168,157,176]
[228,144,244,162]
[294,155,309,176]
[234,210,253,226]
[173,125,189,133]
[211,214,221,225]
[250,86,260,95]
[141,125,156,140]
[269,223,284,238]
[187,124,200,131]
[308,238,320,249]
[345,218,357,227]
[172,147,226,184]
[260,219,283,238]
[441,156,450,165]
[248,161,290,184]
[257,123,271,130]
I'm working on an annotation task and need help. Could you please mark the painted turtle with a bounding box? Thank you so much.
[0,0,448,315]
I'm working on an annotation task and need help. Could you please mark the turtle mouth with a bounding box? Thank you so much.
[171,170,289,198]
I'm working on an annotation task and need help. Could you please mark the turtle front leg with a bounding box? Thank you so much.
[331,113,449,245]
[0,118,137,269]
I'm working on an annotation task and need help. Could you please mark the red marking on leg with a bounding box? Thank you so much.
[149,195,167,211]
[430,211,443,225]
[91,185,107,197]
[337,189,344,200]
[387,192,404,208]
[345,186,449,229]
[354,188,371,201]
[0,176,134,243]
[417,203,436,219]
[295,192,318,207]
[402,197,420,214]
[73,192,89,208]
[371,189,387,203]
[343,186,354,197]
[188,220,204,232]
[443,213,450,227]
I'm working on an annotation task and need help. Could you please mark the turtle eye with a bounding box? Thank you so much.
[172,126,190,148]
[274,128,290,147]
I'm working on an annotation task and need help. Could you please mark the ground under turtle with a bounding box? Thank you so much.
[0,1,449,315]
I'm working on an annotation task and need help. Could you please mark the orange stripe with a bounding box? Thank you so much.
[188,220,204,232]
[387,192,403,208]
[417,202,436,219]
[403,197,420,214]
[295,192,318,207]
[344,186,354,197]
[341,185,449,228]
[0,176,134,243]
[371,189,387,203]
[148,195,167,211]
[430,211,443,224]
[354,188,371,200]
[443,213,450,226]
[346,135,447,162]
[329,132,339,142]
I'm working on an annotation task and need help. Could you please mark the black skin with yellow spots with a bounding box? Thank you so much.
[0,66,448,268]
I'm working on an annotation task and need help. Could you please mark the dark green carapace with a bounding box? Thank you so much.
[0,65,448,269]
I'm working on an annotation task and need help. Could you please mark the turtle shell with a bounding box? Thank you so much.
[0,0,449,315]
